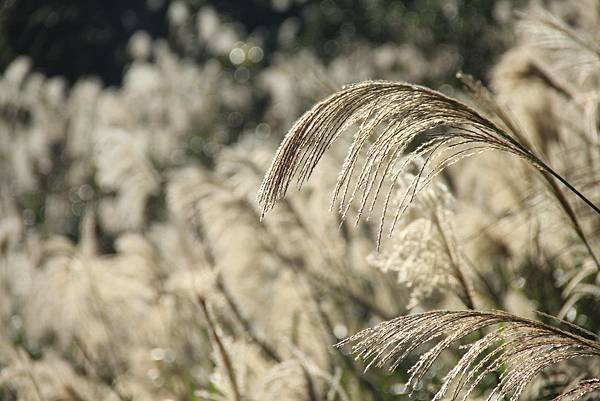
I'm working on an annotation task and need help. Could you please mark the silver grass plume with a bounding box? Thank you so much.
[257,81,600,244]
[337,310,600,401]
[553,378,600,401]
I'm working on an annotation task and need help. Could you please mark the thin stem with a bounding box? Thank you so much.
[459,74,600,268]
[192,215,282,362]
[541,162,600,269]
[216,275,282,363]
[433,210,476,309]
[544,163,600,216]
[198,296,241,401]
[506,127,600,269]
[432,211,506,388]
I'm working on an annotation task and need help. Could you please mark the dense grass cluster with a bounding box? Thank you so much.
[0,1,599,401]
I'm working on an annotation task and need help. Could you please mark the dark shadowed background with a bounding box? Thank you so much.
[0,0,520,86]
